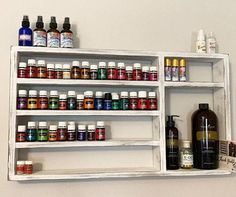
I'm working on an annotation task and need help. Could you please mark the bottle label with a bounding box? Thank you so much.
[196,40,206,53]
[207,38,216,53]
[47,32,60,47]
[180,153,193,166]
[172,67,179,81]
[196,131,218,141]
[165,67,172,81]
[179,67,186,81]
[19,34,32,41]
[33,31,46,47]
[60,32,73,48]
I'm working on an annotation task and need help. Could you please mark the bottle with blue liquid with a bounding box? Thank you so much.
[19,15,32,46]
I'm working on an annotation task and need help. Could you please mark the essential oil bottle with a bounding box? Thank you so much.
[19,15,32,46]
[33,16,47,47]
[47,16,60,48]
[60,17,73,48]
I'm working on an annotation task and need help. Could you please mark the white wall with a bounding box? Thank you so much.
[1,0,236,196]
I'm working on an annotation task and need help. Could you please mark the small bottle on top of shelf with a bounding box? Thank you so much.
[165,58,172,81]
[179,58,187,82]
[171,59,179,82]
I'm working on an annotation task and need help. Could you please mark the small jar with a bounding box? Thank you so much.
[98,62,107,80]
[117,62,126,80]
[149,66,158,81]
[71,61,80,79]
[46,63,55,79]
[27,90,38,110]
[63,64,71,79]
[103,93,112,110]
[142,66,149,81]
[87,124,95,141]
[24,161,33,174]
[107,62,117,80]
[76,94,84,110]
[16,161,25,175]
[129,92,138,110]
[90,64,98,80]
[37,121,48,141]
[49,90,59,110]
[96,121,105,141]
[26,59,37,78]
[84,91,94,110]
[180,140,193,169]
[138,91,147,110]
[112,93,119,110]
[55,64,63,79]
[133,63,142,80]
[94,91,103,110]
[125,66,133,80]
[77,125,87,141]
[16,125,27,142]
[67,124,76,141]
[57,121,67,141]
[67,91,76,110]
[26,121,37,142]
[165,58,172,81]
[147,92,157,110]
[17,90,27,110]
[38,90,48,110]
[37,60,47,78]
[120,91,129,110]
[48,125,57,142]
[59,94,67,110]
[18,62,27,78]
[81,61,90,79]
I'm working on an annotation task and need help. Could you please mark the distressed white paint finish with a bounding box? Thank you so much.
[164,82,224,88]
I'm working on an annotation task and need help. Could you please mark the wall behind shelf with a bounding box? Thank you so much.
[1,0,236,196]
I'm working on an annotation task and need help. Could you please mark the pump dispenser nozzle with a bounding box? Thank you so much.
[49,16,57,29]
[63,17,71,29]
[22,15,30,27]
[36,16,44,28]
[166,115,179,127]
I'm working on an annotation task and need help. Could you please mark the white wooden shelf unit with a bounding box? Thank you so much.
[8,46,231,181]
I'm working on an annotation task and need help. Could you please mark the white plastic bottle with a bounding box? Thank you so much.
[207,32,216,53]
[196,29,206,53]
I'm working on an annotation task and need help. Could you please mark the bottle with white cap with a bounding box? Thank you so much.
[76,94,84,110]
[17,89,27,109]
[129,91,138,110]
[18,62,27,78]
[62,64,71,79]
[37,60,47,78]
[112,93,120,110]
[196,29,206,53]
[81,61,90,79]
[27,59,37,78]
[95,91,103,110]
[147,92,157,110]
[67,124,76,141]
[46,63,55,79]
[107,62,117,80]
[37,121,48,141]
[48,125,57,142]
[206,32,216,54]
[138,91,148,110]
[96,121,105,141]
[67,90,76,110]
[71,61,80,79]
[120,91,129,110]
[26,121,37,142]
[57,121,67,141]
[49,90,59,110]
[98,62,107,80]
[16,125,27,142]
[27,90,38,110]
[87,124,96,141]
[55,63,63,79]
[77,124,87,141]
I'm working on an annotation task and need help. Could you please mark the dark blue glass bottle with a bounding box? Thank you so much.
[19,15,32,46]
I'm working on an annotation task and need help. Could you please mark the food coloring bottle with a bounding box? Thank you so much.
[179,59,187,82]
[98,62,107,80]
[27,90,38,110]
[129,92,138,110]
[76,94,84,110]
[18,62,27,78]
[16,125,27,142]
[46,63,55,79]
[71,61,80,79]
[19,15,32,46]
[107,62,117,80]
[67,124,76,141]
[17,90,27,110]
[133,63,142,80]
[120,91,129,110]
[49,90,59,110]
[67,91,76,110]
[26,59,37,78]
[165,58,172,81]
[38,90,48,110]
[47,16,60,48]
[87,125,96,141]
[96,121,105,141]
[37,121,48,141]
[57,122,67,141]
[90,64,98,80]
[149,66,158,81]
[55,64,63,79]
[172,59,179,82]
[103,93,112,110]
[147,92,157,110]
[77,125,87,141]
[81,61,90,79]
[117,62,126,80]
[84,91,94,110]
[142,66,149,81]
[138,91,147,110]
[26,121,37,142]
[95,91,103,110]
[112,93,120,110]
[37,60,47,78]
[60,17,73,48]
[48,125,57,142]
[63,64,71,79]
[59,94,67,110]
[126,66,133,80]
[33,16,46,47]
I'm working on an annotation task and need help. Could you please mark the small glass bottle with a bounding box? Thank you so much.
[38,90,48,110]
[47,16,60,48]
[60,17,73,48]
[94,91,103,110]
[19,15,32,46]
[37,121,48,141]
[98,62,107,80]
[179,59,187,82]
[76,94,84,110]
[133,63,142,80]
[57,121,67,141]
[103,93,112,110]
[55,64,63,79]
[16,125,27,142]
[147,92,157,110]
[63,64,71,79]
[84,91,94,110]
[117,62,126,80]
[49,90,59,110]
[149,66,158,81]
[33,16,47,47]
[67,124,76,141]
[138,91,147,110]
[37,60,47,78]
[96,121,105,141]
[142,66,149,81]
[17,90,27,110]
[16,161,25,175]
[24,161,33,174]
[90,64,98,80]
[125,66,133,80]
[67,91,76,110]
[71,61,80,79]
[87,125,96,141]
[48,125,57,142]
[26,121,37,142]
[18,62,27,78]
[129,92,138,110]
[27,90,38,110]
[120,91,129,110]
[112,93,119,110]
[77,125,87,141]
[26,59,37,78]
[107,62,117,80]
[172,59,179,82]
[180,140,193,169]
[46,63,55,79]
[81,61,90,79]
[165,58,172,81]
[59,94,67,110]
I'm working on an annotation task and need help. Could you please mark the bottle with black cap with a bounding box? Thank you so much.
[166,115,179,170]
[19,15,32,46]
[33,16,46,47]
[192,103,218,169]
[60,17,73,48]
[47,16,60,48]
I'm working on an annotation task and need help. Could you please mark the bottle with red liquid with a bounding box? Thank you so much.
[138,91,148,110]
[55,64,63,79]
[46,63,55,79]
[133,63,142,80]
[96,121,105,141]
[107,62,117,80]
[126,66,133,80]
[26,59,37,78]
[129,92,138,110]
[117,62,126,80]
[18,62,27,78]
[147,92,157,110]
[149,66,158,81]
[38,90,48,110]
[37,60,47,78]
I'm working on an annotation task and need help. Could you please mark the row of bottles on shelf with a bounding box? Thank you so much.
[18,59,158,81]
[166,103,219,170]
[17,90,158,110]
[17,121,106,142]
[16,160,33,175]
[19,16,73,48]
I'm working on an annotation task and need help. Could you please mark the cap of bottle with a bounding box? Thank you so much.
[126,66,133,71]
[68,124,76,131]
[72,61,80,67]
[197,29,205,41]
[78,125,86,131]
[82,61,89,68]
[95,91,103,98]
[117,62,125,68]
[84,91,93,97]
[77,94,84,100]
[97,121,104,127]
[29,90,37,96]
[18,90,27,96]
[39,90,47,96]
[68,121,75,126]
[142,66,149,72]
[28,59,36,65]
[172,59,179,67]
[19,62,27,68]
[49,125,57,131]
[99,62,106,68]
[47,63,54,69]
[133,63,141,69]
[36,16,44,28]
[68,91,76,97]
[22,15,30,27]
[58,121,67,128]
[59,94,67,100]
[25,161,33,165]
[18,125,26,132]
[120,91,128,98]
[55,64,62,69]
[37,60,46,67]
[112,93,119,100]
[28,121,36,128]
[63,17,71,30]
[17,160,25,165]
[199,103,209,110]
[38,121,47,128]
[180,59,186,67]
[88,125,95,130]
[138,91,147,98]
[90,64,98,70]
[130,92,137,98]
[150,66,157,72]
[181,140,191,148]
[50,90,58,96]
[108,62,116,68]
[165,58,171,66]
[148,92,156,98]
[63,64,71,70]
[49,16,57,29]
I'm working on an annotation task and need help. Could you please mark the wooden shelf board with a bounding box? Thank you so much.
[164,82,224,88]
[164,169,231,176]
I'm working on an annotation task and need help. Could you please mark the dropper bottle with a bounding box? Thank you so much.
[33,16,46,47]
[60,17,73,48]
[19,15,32,46]
[47,16,60,48]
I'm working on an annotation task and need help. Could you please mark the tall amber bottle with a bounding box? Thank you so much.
[192,103,219,169]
